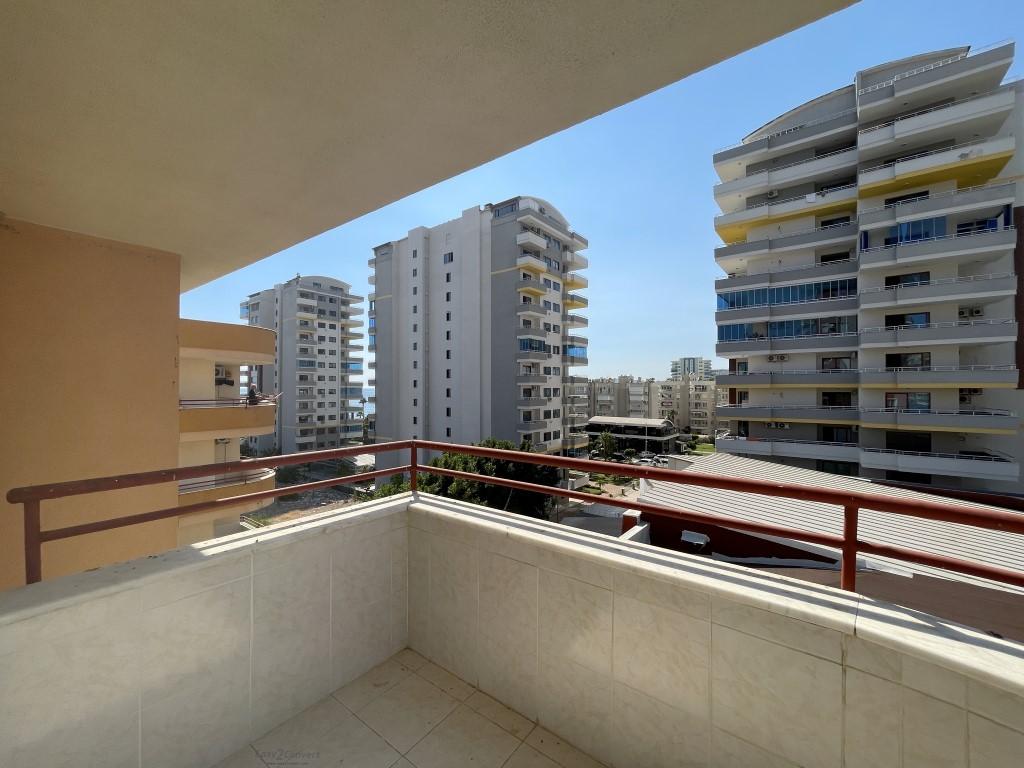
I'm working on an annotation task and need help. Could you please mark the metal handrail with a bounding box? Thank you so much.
[860,318,1016,332]
[720,404,1014,417]
[859,137,1008,175]
[8,440,1024,593]
[177,468,277,493]
[719,219,858,250]
[856,181,1016,216]
[859,83,1018,134]
[722,365,1016,375]
[725,144,857,183]
[861,446,1015,462]
[717,330,859,343]
[859,272,1015,293]
[860,225,1015,254]
[856,40,1012,95]
[178,393,282,408]
[730,183,857,214]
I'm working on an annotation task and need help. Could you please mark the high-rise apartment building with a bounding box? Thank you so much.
[670,356,713,380]
[240,276,364,453]
[369,196,589,456]
[713,42,1024,492]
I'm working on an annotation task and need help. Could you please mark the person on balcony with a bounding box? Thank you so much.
[247,387,260,407]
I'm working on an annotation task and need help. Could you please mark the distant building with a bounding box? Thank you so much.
[588,377,689,427]
[584,416,680,454]
[240,276,365,453]
[369,196,590,458]
[670,356,713,380]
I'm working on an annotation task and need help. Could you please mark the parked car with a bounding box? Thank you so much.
[636,458,654,466]
[653,458,669,467]
[639,451,656,459]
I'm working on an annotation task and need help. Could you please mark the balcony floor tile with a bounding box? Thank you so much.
[216,650,606,768]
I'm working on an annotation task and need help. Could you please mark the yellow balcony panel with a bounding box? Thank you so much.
[177,468,276,510]
[566,273,588,290]
[565,293,588,309]
[179,319,275,364]
[179,402,276,441]
[858,136,1014,198]
[516,254,547,274]
[516,279,547,297]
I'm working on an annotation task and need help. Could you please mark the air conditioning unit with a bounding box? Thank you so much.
[766,189,779,199]
[958,308,970,319]
[776,354,789,362]
[970,307,985,317]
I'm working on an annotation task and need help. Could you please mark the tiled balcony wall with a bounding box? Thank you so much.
[2,493,1023,768]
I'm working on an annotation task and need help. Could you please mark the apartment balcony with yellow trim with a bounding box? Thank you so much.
[565,272,588,290]
[714,183,857,243]
[179,318,275,366]
[858,407,1018,434]
[714,145,858,210]
[565,292,588,309]
[515,276,547,297]
[857,134,1015,198]
[516,253,547,274]
[178,399,277,440]
[177,467,276,517]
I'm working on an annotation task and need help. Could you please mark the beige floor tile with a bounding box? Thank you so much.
[212,745,266,768]
[417,661,475,701]
[406,706,519,768]
[503,743,561,768]
[525,727,607,768]
[334,657,414,712]
[393,648,429,671]
[356,673,458,753]
[253,696,399,768]
[464,690,534,739]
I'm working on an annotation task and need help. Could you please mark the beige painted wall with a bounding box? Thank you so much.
[0,219,181,590]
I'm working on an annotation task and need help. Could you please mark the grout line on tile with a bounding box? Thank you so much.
[402,700,464,756]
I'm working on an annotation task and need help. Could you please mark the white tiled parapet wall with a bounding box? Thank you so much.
[1,491,1023,768]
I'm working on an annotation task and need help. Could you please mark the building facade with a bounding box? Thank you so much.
[670,356,713,380]
[240,276,364,454]
[713,42,1024,492]
[588,377,690,428]
[369,196,589,457]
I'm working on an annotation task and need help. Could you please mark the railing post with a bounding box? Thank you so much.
[841,504,858,592]
[24,500,42,585]
[409,443,418,493]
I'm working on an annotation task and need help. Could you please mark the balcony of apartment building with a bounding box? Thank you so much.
[718,366,861,388]
[859,220,1016,272]
[563,345,588,367]
[564,313,588,329]
[565,272,588,291]
[858,134,1016,199]
[517,300,554,321]
[858,180,1017,230]
[860,364,1019,388]
[860,317,1018,347]
[713,182,857,244]
[716,404,861,425]
[563,250,589,270]
[716,317,859,356]
[5,438,1024,768]
[858,406,1018,434]
[715,290,859,324]
[516,252,549,275]
[516,274,548,297]
[714,219,858,278]
[717,435,860,462]
[858,84,1016,161]
[860,446,1019,481]
[857,40,1015,119]
[565,293,588,310]
[859,272,1016,310]
[714,143,858,214]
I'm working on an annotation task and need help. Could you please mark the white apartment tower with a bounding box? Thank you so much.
[670,356,713,380]
[240,276,364,453]
[713,43,1024,493]
[369,196,589,456]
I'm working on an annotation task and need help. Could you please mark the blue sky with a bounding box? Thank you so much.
[181,0,1022,382]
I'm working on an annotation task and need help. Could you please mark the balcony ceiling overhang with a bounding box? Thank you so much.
[0,0,852,291]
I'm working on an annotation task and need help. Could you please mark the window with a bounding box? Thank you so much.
[884,272,929,288]
[413,380,418,389]
[957,218,999,235]
[412,342,418,351]
[821,391,853,407]
[446,428,452,437]
[412,286,417,295]
[446,388,451,398]
[884,312,929,328]
[413,398,418,406]
[821,356,854,371]
[446,272,451,283]
[412,249,417,258]
[412,268,417,277]
[318,335,326,342]
[443,252,454,264]
[886,352,931,369]
[885,392,931,410]
[885,216,946,245]
[446,407,452,417]
[445,312,451,322]
[445,330,451,341]
[413,361,418,369]
[412,305,417,314]
[445,291,451,302]
[884,190,929,207]
[445,350,451,359]
[817,460,859,476]
[413,417,418,425]
[446,369,451,379]
[413,323,418,332]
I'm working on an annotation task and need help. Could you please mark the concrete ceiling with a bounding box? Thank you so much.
[0,1,854,291]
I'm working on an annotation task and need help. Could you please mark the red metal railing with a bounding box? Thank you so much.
[7,440,1024,590]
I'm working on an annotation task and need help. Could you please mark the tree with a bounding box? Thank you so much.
[370,474,410,499]
[598,431,616,459]
[623,448,637,462]
[417,438,560,518]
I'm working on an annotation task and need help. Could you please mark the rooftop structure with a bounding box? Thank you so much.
[712,42,1024,493]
